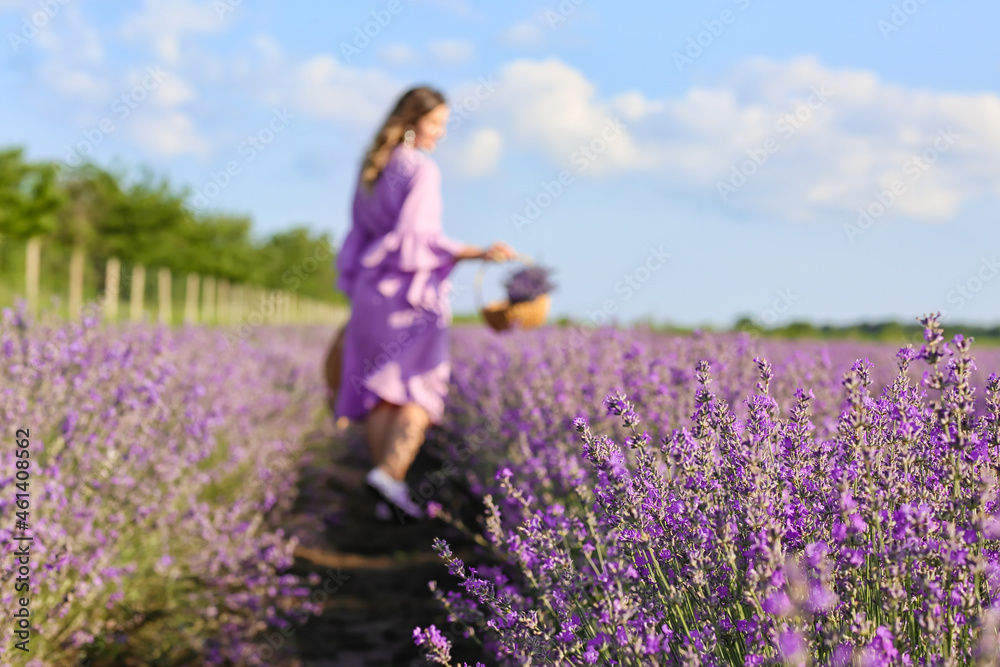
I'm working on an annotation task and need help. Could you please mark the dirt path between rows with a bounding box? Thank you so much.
[277,420,491,667]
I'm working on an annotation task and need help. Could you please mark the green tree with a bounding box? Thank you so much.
[0,147,64,239]
[1,145,348,306]
[172,212,258,282]
[254,226,341,301]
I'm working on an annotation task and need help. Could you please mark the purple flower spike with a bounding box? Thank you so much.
[504,265,556,304]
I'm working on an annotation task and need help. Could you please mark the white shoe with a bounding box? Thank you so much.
[365,467,425,520]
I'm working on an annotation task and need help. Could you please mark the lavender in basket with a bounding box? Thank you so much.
[503,265,556,304]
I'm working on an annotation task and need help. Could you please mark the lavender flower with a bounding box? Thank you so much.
[503,265,556,304]
[420,313,1000,665]
[0,311,328,665]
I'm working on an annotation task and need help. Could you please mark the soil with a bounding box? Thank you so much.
[278,418,494,667]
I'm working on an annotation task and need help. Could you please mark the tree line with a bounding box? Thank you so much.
[0,146,346,304]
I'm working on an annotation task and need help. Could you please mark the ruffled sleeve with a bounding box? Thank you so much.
[360,152,470,310]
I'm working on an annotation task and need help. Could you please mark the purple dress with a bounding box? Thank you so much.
[333,145,469,426]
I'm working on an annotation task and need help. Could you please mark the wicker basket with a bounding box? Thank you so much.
[474,257,551,332]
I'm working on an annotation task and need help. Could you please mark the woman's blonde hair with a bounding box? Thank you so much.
[360,86,447,193]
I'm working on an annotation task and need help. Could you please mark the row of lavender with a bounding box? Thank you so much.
[418,318,1000,666]
[0,306,328,666]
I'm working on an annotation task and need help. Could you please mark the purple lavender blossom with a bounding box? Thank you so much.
[0,313,328,665]
[419,313,1000,665]
[503,265,556,304]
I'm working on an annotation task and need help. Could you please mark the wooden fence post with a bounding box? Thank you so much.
[104,257,120,322]
[184,273,199,325]
[129,264,146,322]
[202,276,216,325]
[233,284,242,323]
[217,280,229,325]
[25,237,41,318]
[68,244,85,322]
[158,267,171,324]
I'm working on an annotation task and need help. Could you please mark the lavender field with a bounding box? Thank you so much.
[0,305,331,666]
[416,318,1000,666]
[4,309,1000,666]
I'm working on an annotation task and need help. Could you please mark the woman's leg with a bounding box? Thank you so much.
[380,402,431,481]
[324,323,346,411]
[364,399,395,466]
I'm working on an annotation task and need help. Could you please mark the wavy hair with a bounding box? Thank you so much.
[360,86,447,193]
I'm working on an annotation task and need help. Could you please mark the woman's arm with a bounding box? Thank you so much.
[455,241,517,263]
[454,245,486,261]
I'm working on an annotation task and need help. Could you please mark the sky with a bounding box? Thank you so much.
[3,0,1000,329]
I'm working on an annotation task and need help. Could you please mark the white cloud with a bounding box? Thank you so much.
[19,3,212,161]
[33,4,110,107]
[271,54,399,126]
[499,19,545,47]
[39,65,111,106]
[250,33,283,70]
[429,0,471,17]
[452,55,1000,223]
[126,110,210,158]
[439,127,502,177]
[120,0,226,65]
[149,72,196,108]
[198,36,399,129]
[378,43,420,67]
[468,58,640,175]
[427,38,474,66]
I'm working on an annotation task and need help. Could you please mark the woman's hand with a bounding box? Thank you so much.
[483,241,517,263]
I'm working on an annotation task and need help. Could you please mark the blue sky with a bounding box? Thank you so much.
[3,0,1000,328]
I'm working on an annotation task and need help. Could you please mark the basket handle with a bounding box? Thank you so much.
[473,253,534,313]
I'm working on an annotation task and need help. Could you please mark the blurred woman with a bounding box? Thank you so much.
[332,86,517,519]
